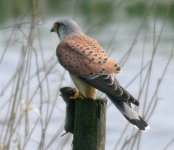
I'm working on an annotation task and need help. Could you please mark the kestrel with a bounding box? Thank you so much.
[51,18,150,131]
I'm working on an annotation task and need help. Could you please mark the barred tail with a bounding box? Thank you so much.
[108,95,150,132]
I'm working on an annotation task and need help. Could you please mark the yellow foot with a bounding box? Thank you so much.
[69,90,85,100]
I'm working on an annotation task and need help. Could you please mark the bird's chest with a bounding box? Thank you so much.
[56,46,70,68]
[56,45,81,74]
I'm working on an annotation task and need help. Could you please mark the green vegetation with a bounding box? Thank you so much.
[125,1,174,21]
[0,0,174,26]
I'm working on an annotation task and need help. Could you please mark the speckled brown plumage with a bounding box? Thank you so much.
[57,33,121,77]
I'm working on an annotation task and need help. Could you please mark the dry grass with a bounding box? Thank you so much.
[0,0,173,150]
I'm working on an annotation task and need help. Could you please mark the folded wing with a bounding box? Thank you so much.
[81,74,139,106]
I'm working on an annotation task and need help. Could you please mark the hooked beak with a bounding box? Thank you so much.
[50,28,54,32]
[50,27,55,32]
[50,24,56,32]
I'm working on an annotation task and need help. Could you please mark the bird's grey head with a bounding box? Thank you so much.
[50,18,82,40]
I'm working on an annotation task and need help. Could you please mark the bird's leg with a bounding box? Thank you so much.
[69,90,85,100]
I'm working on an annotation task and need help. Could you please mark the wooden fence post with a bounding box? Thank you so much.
[60,87,107,150]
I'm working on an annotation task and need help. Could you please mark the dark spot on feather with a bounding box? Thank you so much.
[117,67,121,71]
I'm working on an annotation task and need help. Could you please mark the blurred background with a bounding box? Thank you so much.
[0,0,174,149]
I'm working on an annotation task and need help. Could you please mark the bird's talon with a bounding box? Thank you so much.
[69,91,85,100]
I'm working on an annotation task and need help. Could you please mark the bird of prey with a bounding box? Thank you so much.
[51,18,150,132]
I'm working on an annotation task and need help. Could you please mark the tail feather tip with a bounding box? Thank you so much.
[143,125,151,132]
[146,125,151,130]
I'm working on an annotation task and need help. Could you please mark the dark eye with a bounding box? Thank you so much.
[55,23,60,28]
